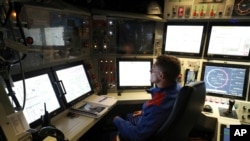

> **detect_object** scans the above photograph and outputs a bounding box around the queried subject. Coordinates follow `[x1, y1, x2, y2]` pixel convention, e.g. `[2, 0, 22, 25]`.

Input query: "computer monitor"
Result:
[201, 62, 249, 100]
[116, 58, 153, 90]
[52, 61, 93, 107]
[220, 124, 230, 141]
[205, 22, 250, 61]
[11, 69, 64, 128]
[117, 20, 155, 55]
[162, 22, 207, 57]
[184, 69, 198, 85]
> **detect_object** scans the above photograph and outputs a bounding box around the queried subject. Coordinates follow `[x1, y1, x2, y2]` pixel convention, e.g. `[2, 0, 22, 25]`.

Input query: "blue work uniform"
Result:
[113, 82, 182, 141]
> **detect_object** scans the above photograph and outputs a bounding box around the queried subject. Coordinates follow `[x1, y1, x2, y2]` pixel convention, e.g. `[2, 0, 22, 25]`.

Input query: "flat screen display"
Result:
[220, 124, 230, 141]
[117, 20, 155, 55]
[205, 22, 250, 60]
[52, 61, 93, 106]
[12, 69, 63, 127]
[163, 22, 206, 57]
[184, 69, 198, 85]
[201, 62, 249, 100]
[117, 58, 153, 90]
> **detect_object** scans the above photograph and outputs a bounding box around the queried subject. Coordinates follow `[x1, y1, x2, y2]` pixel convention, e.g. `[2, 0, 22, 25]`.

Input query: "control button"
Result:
[200, 9, 204, 16]
[247, 115, 250, 119]
[178, 7, 184, 17]
[242, 115, 245, 120]
[210, 9, 214, 17]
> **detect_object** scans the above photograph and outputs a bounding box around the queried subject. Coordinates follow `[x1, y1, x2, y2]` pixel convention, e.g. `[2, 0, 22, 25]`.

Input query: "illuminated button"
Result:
[200, 9, 204, 16]
[210, 9, 215, 17]
[193, 11, 197, 17]
[178, 7, 184, 17]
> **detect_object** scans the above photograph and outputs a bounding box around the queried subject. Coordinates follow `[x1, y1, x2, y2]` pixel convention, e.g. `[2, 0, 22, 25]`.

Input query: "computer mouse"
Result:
[203, 104, 213, 113]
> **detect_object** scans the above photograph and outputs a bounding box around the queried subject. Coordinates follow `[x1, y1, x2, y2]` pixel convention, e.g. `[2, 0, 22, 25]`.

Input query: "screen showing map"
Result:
[201, 62, 249, 100]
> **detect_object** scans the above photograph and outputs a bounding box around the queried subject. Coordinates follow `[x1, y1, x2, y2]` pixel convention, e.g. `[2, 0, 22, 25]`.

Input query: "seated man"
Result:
[113, 55, 182, 141]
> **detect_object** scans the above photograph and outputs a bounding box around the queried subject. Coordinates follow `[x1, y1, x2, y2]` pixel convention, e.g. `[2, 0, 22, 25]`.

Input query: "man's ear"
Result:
[160, 72, 165, 79]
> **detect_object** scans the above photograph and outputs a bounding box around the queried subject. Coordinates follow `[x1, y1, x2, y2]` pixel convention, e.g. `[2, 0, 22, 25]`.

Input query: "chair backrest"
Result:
[149, 81, 206, 141]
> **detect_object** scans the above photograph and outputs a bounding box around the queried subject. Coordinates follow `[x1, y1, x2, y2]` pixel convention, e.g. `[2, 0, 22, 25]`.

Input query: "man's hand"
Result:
[132, 110, 142, 117]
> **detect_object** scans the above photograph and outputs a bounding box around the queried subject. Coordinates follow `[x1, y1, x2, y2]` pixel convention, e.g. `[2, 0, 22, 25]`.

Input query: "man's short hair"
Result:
[155, 55, 181, 82]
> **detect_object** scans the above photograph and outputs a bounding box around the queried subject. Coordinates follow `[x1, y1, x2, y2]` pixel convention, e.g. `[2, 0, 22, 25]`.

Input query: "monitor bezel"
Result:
[200, 62, 249, 100]
[162, 21, 207, 58]
[51, 61, 94, 108]
[204, 21, 250, 61]
[11, 68, 65, 128]
[116, 58, 153, 90]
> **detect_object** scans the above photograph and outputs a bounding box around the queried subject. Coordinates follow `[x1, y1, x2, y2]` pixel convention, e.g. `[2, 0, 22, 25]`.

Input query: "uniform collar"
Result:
[146, 82, 177, 93]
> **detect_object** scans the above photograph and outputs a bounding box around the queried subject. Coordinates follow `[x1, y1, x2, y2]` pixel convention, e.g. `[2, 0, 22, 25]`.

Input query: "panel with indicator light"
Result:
[164, 0, 236, 19]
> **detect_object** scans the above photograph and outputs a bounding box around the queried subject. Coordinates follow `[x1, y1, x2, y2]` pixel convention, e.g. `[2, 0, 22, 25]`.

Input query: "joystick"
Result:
[219, 98, 237, 119]
[227, 98, 235, 113]
[223, 98, 235, 115]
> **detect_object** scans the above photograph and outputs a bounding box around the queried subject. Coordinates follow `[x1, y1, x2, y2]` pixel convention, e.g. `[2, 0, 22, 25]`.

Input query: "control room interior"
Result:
[0, 0, 250, 141]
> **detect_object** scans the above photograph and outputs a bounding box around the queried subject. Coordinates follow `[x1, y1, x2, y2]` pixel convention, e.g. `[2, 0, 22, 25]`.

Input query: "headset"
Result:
[37, 126, 66, 141]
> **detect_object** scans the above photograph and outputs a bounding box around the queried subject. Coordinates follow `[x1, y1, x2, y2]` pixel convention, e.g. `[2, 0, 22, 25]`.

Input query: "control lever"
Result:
[227, 98, 235, 113]
[223, 98, 235, 115]
[219, 98, 238, 119]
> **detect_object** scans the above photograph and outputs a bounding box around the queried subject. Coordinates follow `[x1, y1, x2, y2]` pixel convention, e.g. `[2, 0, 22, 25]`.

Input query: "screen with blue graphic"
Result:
[201, 62, 249, 100]
[220, 124, 230, 141]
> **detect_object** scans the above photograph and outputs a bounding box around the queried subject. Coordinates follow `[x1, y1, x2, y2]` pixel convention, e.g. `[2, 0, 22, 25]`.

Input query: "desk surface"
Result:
[52, 92, 151, 141]
[53, 112, 95, 141]
[108, 91, 151, 103]
[52, 93, 246, 141]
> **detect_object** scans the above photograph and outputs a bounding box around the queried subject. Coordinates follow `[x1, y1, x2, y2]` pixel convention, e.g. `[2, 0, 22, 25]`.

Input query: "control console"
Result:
[236, 101, 250, 124]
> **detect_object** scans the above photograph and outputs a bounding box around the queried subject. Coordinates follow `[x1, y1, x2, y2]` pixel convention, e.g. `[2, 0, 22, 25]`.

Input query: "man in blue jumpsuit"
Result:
[113, 55, 182, 141]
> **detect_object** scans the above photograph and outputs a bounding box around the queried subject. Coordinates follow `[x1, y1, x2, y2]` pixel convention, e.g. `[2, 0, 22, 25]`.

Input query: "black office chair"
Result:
[148, 81, 206, 141]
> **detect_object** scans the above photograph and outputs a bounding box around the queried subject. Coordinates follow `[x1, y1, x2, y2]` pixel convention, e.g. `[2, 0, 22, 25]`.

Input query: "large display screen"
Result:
[52, 61, 93, 106]
[117, 20, 155, 55]
[116, 58, 153, 90]
[163, 22, 207, 57]
[12, 69, 63, 127]
[205, 22, 250, 60]
[201, 62, 249, 100]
